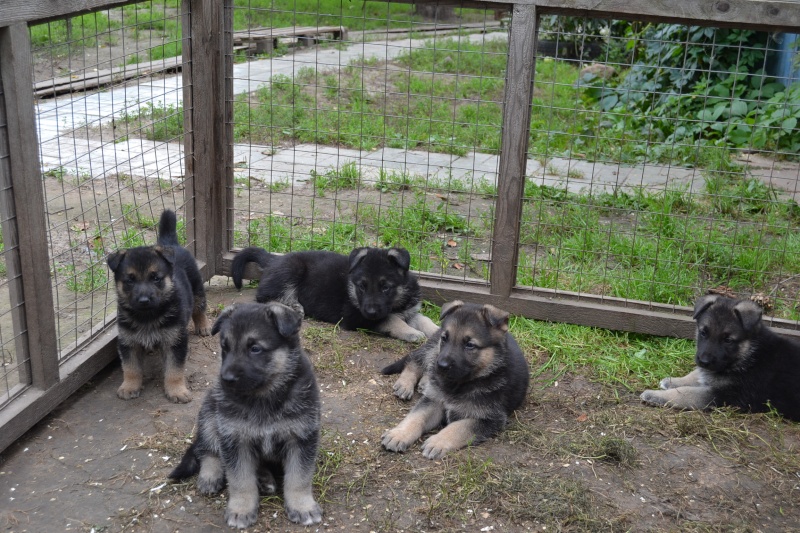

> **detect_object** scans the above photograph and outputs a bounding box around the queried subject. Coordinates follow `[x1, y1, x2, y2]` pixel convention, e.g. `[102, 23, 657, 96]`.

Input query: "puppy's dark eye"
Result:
[150, 273, 162, 283]
[465, 340, 477, 350]
[724, 336, 735, 344]
[221, 341, 229, 352]
[698, 328, 708, 338]
[125, 273, 136, 284]
[441, 331, 449, 343]
[250, 345, 263, 355]
[381, 285, 392, 294]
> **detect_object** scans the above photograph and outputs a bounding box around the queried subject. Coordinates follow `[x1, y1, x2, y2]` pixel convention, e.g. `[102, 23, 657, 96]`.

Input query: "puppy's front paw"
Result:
[392, 378, 415, 401]
[286, 499, 322, 525]
[224, 508, 258, 530]
[659, 377, 676, 390]
[640, 389, 669, 407]
[381, 427, 415, 453]
[165, 384, 192, 404]
[421, 432, 458, 460]
[196, 474, 224, 495]
[117, 381, 142, 400]
[398, 329, 426, 343]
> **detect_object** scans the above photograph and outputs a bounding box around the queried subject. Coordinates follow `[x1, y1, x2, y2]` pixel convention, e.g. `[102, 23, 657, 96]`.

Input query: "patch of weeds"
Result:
[510, 316, 695, 391]
[43, 166, 68, 182]
[310, 161, 362, 196]
[60, 261, 109, 293]
[412, 453, 603, 528]
[121, 228, 147, 248]
[118, 101, 184, 141]
[234, 214, 292, 251]
[315, 429, 346, 502]
[374, 168, 420, 192]
[302, 324, 347, 376]
[122, 204, 159, 229]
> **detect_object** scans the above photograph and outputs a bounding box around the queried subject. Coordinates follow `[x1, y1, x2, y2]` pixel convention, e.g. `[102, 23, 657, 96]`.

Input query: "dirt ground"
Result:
[1, 281, 800, 533]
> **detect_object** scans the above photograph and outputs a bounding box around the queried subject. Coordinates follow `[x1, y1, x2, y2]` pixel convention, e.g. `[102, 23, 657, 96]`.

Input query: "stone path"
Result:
[34, 31, 800, 199]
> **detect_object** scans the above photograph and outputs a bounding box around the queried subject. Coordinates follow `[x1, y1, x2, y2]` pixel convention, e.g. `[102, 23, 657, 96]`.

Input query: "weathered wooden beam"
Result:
[0, 23, 59, 391]
[0, 1, 139, 27]
[182, 0, 232, 278]
[491, 4, 537, 297]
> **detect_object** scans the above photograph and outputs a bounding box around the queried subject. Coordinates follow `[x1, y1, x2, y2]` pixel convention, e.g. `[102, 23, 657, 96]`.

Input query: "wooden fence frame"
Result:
[0, 0, 799, 453]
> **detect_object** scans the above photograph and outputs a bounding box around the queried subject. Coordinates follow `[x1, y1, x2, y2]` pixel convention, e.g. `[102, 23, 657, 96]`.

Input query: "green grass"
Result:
[118, 102, 184, 142]
[309, 161, 362, 196]
[30, 12, 119, 49]
[61, 261, 109, 293]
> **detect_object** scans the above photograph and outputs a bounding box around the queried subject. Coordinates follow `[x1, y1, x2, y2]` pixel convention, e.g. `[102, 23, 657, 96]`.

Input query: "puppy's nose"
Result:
[137, 296, 151, 305]
[437, 357, 450, 370]
[221, 370, 238, 383]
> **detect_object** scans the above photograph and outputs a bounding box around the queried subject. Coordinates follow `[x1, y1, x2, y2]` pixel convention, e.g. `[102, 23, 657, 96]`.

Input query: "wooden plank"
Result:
[0, 69, 30, 388]
[2, 0, 799, 31]
[369, 0, 800, 32]
[182, 0, 230, 277]
[33, 56, 182, 98]
[490, 4, 537, 297]
[0, 323, 117, 454]
[232, 26, 347, 43]
[0, 24, 59, 390]
[0, 1, 139, 27]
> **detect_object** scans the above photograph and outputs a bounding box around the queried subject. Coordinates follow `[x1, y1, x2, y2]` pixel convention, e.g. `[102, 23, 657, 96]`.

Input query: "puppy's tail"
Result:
[381, 354, 409, 375]
[157, 209, 180, 247]
[168, 442, 200, 480]
[231, 246, 273, 289]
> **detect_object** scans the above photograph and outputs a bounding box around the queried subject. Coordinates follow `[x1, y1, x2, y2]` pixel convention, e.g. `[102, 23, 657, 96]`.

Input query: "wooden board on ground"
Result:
[33, 56, 183, 98]
[232, 26, 348, 54]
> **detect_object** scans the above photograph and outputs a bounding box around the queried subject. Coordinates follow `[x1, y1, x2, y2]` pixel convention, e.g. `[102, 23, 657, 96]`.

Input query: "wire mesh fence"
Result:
[229, 2, 509, 285]
[229, 8, 800, 323]
[0, 2, 190, 406]
[522, 17, 800, 322]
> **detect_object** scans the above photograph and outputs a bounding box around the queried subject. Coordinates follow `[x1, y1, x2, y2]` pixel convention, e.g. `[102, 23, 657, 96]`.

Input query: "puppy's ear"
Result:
[266, 303, 302, 338]
[440, 300, 463, 320]
[107, 250, 126, 272]
[348, 247, 369, 271]
[387, 247, 410, 271]
[692, 294, 719, 320]
[154, 245, 176, 266]
[482, 304, 510, 332]
[733, 300, 763, 333]
[211, 305, 236, 336]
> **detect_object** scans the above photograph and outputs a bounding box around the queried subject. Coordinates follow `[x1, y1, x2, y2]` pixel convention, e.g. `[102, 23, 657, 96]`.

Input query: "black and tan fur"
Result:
[230, 246, 438, 342]
[169, 302, 322, 528]
[641, 294, 800, 420]
[381, 301, 530, 459]
[107, 210, 210, 403]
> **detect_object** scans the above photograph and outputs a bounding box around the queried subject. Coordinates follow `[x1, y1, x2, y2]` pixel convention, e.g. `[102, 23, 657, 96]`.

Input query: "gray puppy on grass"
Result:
[169, 302, 322, 528]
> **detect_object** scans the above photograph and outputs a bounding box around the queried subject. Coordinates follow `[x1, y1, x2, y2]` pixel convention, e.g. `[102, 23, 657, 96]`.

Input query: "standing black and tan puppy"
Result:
[381, 301, 530, 459]
[641, 294, 800, 420]
[107, 210, 210, 403]
[169, 302, 322, 528]
[230, 246, 438, 342]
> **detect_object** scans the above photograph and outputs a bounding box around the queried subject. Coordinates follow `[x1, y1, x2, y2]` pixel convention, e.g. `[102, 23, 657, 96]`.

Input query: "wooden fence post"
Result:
[490, 4, 538, 297]
[0, 23, 59, 391]
[182, 0, 233, 277]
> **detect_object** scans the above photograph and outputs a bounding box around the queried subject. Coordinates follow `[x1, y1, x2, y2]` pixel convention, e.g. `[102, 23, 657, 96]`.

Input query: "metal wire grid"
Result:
[229, 2, 505, 282]
[0, 75, 30, 407]
[31, 2, 188, 362]
[523, 16, 800, 321]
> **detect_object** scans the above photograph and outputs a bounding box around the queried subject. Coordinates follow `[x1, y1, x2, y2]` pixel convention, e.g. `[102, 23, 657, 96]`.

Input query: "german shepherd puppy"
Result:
[169, 302, 322, 528]
[381, 301, 530, 459]
[641, 294, 800, 420]
[230, 246, 438, 342]
[107, 210, 210, 403]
